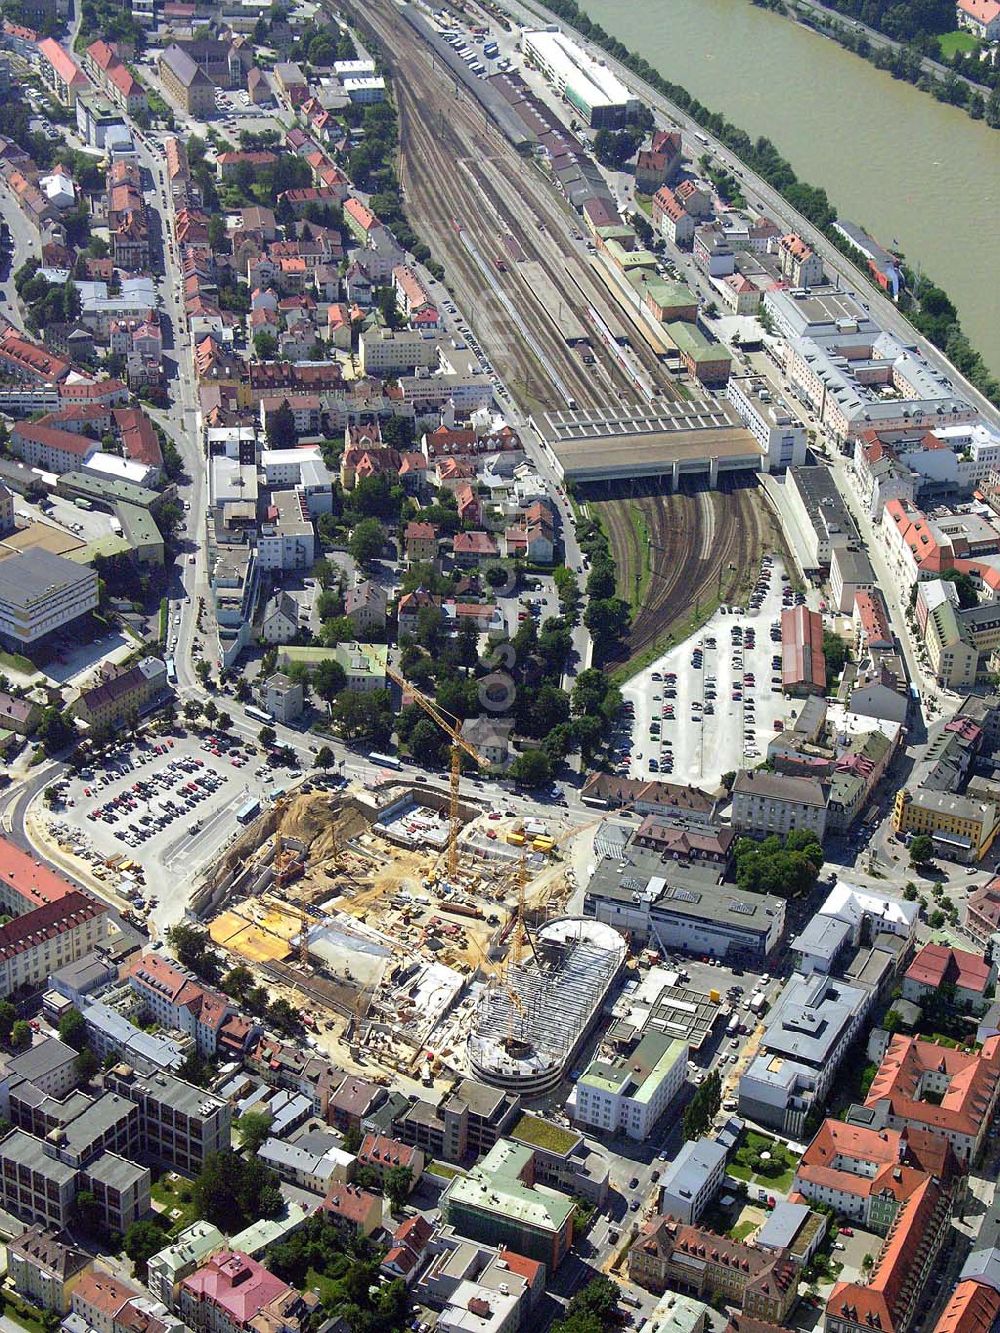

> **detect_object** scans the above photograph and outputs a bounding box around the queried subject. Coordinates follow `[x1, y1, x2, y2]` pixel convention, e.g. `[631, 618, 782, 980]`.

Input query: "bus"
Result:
[245, 705, 273, 725]
[165, 657, 177, 684]
[367, 751, 402, 770]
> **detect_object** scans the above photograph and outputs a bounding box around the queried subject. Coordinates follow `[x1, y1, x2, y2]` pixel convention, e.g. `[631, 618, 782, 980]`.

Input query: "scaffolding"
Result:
[467, 918, 626, 1094]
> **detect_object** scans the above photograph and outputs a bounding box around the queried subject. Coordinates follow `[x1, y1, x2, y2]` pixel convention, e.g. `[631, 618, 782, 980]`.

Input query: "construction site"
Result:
[190, 739, 620, 1096]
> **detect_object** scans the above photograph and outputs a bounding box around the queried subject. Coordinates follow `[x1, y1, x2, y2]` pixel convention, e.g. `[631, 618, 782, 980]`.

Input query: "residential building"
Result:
[10, 420, 97, 473]
[902, 943, 995, 1013]
[824, 1175, 954, 1333]
[459, 717, 513, 770]
[657, 1138, 728, 1225]
[957, 0, 1000, 39]
[180, 1251, 309, 1333]
[37, 38, 89, 107]
[892, 786, 1000, 864]
[73, 658, 167, 731]
[356, 1134, 424, 1189]
[966, 876, 1000, 946]
[404, 520, 438, 563]
[441, 1138, 575, 1272]
[359, 328, 439, 375]
[146, 1222, 225, 1312]
[256, 489, 314, 572]
[793, 1117, 961, 1233]
[394, 1078, 521, 1165]
[628, 1217, 799, 1320]
[345, 581, 388, 636]
[731, 770, 828, 839]
[158, 46, 215, 117]
[260, 592, 300, 646]
[257, 1137, 353, 1195]
[320, 1183, 384, 1236]
[857, 1034, 1000, 1164]
[755, 1203, 827, 1265]
[123, 952, 233, 1058]
[0, 891, 108, 996]
[776, 234, 824, 287]
[573, 1032, 686, 1141]
[933, 1282, 1000, 1333]
[262, 673, 303, 725]
[7, 1225, 92, 1311]
[829, 545, 876, 615]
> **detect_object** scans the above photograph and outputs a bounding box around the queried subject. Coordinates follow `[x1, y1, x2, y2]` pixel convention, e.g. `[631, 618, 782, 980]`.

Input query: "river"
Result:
[580, 0, 1000, 376]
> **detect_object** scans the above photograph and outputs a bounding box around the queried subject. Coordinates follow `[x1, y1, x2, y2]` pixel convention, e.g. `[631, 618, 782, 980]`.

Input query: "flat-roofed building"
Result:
[520, 29, 638, 127]
[574, 1032, 686, 1141]
[104, 1065, 231, 1174]
[442, 1138, 576, 1272]
[0, 548, 99, 648]
[657, 1138, 728, 1224]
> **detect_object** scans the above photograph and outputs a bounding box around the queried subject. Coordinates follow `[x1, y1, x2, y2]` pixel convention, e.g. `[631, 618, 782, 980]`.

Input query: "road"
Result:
[790, 0, 991, 96]
[496, 0, 1000, 433]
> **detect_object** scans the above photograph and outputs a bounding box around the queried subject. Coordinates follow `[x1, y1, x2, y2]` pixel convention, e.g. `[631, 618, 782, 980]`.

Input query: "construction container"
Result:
[506, 831, 526, 846]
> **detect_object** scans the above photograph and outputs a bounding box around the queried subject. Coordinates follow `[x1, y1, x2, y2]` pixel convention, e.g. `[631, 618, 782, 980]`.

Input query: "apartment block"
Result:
[123, 952, 233, 1058]
[731, 770, 828, 839]
[7, 1225, 92, 1312]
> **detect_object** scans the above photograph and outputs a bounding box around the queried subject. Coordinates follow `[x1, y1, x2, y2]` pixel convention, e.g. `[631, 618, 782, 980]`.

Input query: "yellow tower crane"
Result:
[271, 795, 309, 968]
[385, 666, 488, 882]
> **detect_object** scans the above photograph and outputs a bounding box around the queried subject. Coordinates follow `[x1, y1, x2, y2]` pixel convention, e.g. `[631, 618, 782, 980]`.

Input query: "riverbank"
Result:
[520, 0, 997, 399]
[775, 0, 1000, 131]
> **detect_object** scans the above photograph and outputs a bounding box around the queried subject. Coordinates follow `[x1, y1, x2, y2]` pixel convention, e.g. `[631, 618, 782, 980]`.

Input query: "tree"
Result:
[253, 330, 277, 361]
[9, 1020, 30, 1050]
[236, 1109, 274, 1155]
[265, 400, 297, 449]
[74, 1189, 102, 1233]
[315, 745, 335, 769]
[383, 1164, 412, 1213]
[822, 628, 848, 678]
[203, 699, 218, 724]
[268, 998, 299, 1032]
[194, 1152, 283, 1232]
[258, 725, 277, 748]
[733, 832, 824, 899]
[909, 834, 935, 867]
[348, 517, 384, 567]
[74, 1046, 98, 1082]
[217, 711, 232, 731]
[408, 718, 447, 768]
[509, 748, 553, 787]
[0, 1000, 14, 1043]
[58, 1005, 88, 1051]
[166, 923, 220, 980]
[222, 964, 254, 999]
[125, 1219, 169, 1280]
[312, 659, 347, 710]
[38, 706, 74, 755]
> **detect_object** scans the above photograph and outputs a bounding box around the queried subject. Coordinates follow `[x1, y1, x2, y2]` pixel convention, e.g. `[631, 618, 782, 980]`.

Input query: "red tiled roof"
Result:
[865, 1034, 1000, 1139]
[38, 37, 88, 87]
[322, 1184, 380, 1226]
[113, 406, 163, 469]
[12, 420, 96, 456]
[934, 1281, 1000, 1333]
[0, 890, 105, 963]
[0, 838, 77, 910]
[182, 1252, 291, 1325]
[905, 943, 992, 995]
[781, 604, 826, 692]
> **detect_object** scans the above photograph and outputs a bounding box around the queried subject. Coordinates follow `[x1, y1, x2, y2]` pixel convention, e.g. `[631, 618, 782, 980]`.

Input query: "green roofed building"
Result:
[277, 642, 387, 692]
[665, 320, 733, 386]
[441, 1138, 576, 1271]
[629, 272, 699, 324]
[57, 471, 165, 512]
[574, 1030, 687, 1141]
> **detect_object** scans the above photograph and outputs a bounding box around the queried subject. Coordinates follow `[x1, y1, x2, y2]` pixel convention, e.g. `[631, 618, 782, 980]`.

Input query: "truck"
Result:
[484, 40, 499, 56]
[74, 497, 93, 510]
[749, 990, 766, 1015]
[726, 1013, 739, 1037]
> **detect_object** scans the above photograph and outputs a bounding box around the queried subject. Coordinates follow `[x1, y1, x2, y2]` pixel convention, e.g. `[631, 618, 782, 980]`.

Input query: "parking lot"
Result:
[43, 730, 279, 929]
[619, 556, 799, 787]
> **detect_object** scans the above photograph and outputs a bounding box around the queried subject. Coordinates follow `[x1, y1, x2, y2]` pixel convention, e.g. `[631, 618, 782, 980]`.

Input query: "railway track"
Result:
[341, 0, 678, 411]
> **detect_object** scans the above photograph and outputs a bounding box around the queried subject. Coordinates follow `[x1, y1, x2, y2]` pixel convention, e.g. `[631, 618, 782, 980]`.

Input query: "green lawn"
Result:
[634, 192, 654, 217]
[4, 1292, 50, 1333]
[937, 30, 979, 56]
[730, 1219, 759, 1242]
[730, 1130, 799, 1194]
[151, 1173, 198, 1232]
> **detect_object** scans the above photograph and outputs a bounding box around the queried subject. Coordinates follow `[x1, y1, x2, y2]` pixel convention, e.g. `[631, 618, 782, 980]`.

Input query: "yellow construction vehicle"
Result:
[386, 666, 488, 881]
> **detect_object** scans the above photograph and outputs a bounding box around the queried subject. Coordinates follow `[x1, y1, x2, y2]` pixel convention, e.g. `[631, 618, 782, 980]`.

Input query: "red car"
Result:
[840, 1227, 854, 1237]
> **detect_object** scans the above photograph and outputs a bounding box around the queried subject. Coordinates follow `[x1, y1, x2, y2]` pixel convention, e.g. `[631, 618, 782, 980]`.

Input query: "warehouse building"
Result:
[520, 29, 638, 128]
